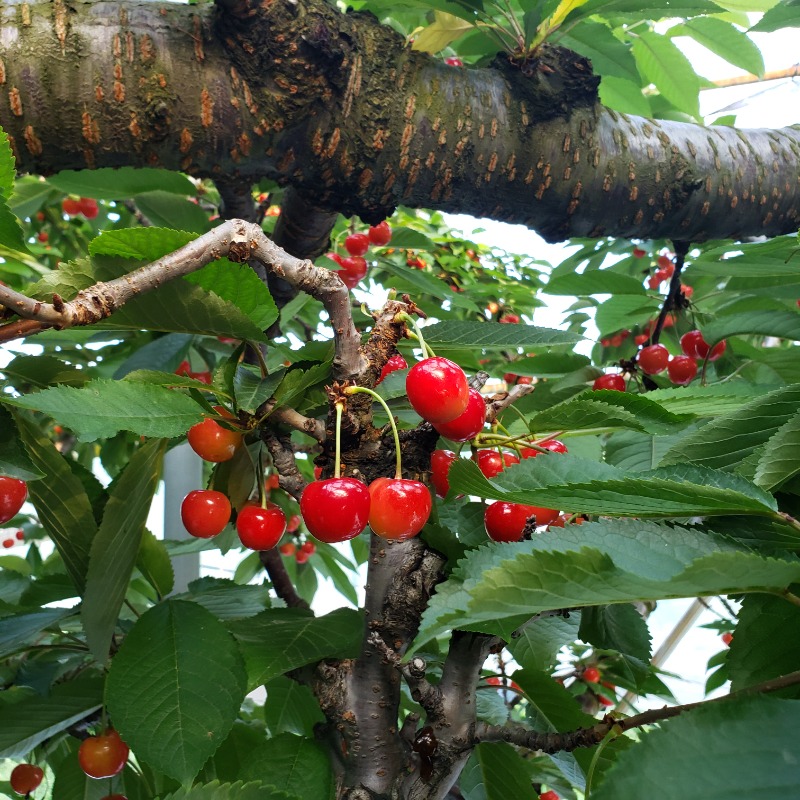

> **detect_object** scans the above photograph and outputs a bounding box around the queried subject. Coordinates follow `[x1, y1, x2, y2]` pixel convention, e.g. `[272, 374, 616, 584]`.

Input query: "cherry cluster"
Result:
[61, 196, 99, 219]
[328, 221, 392, 289]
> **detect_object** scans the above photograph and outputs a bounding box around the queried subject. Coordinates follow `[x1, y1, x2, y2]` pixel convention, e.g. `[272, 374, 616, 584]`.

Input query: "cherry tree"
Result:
[1, 1, 799, 799]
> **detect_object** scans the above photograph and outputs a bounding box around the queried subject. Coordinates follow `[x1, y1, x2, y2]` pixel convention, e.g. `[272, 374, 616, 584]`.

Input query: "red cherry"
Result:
[368, 221, 392, 246]
[300, 478, 370, 543]
[78, 197, 99, 219]
[406, 357, 469, 424]
[539, 440, 568, 455]
[295, 549, 310, 564]
[344, 233, 370, 256]
[2, 539, 13, 548]
[328, 252, 344, 266]
[444, 56, 464, 66]
[667, 355, 698, 385]
[681, 284, 694, 298]
[175, 361, 213, 384]
[78, 728, 129, 779]
[499, 313, 520, 324]
[279, 542, 296, 556]
[300, 540, 316, 554]
[486, 676, 502, 686]
[583, 666, 601, 683]
[0, 477, 27, 524]
[433, 388, 486, 442]
[187, 410, 242, 463]
[593, 374, 625, 392]
[634, 333, 649, 346]
[339, 270, 360, 290]
[286, 514, 301, 533]
[376, 353, 408, 385]
[62, 197, 81, 216]
[340, 256, 368, 281]
[721, 632, 733, 646]
[503, 372, 518, 383]
[431, 449, 457, 498]
[516, 375, 533, 385]
[484, 502, 535, 542]
[368, 477, 431, 540]
[266, 473, 280, 490]
[708, 340, 727, 361]
[473, 450, 518, 478]
[37, 231, 48, 242]
[680, 330, 705, 358]
[637, 344, 669, 375]
[313, 466, 322, 480]
[647, 275, 661, 290]
[598, 695, 615, 707]
[15, 529, 24, 540]
[657, 254, 674, 273]
[10, 764, 44, 796]
[632, 247, 646, 258]
[236, 504, 286, 550]
[540, 791, 560, 800]
[180, 490, 231, 538]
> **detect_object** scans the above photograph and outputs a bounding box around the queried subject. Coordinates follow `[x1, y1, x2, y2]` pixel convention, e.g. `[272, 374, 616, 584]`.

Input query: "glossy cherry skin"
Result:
[62, 197, 81, 216]
[484, 502, 555, 542]
[340, 256, 368, 281]
[78, 197, 100, 219]
[0, 477, 27, 524]
[10, 764, 44, 796]
[78, 729, 129, 779]
[474, 450, 518, 478]
[300, 478, 370, 543]
[344, 233, 370, 256]
[236, 504, 286, 550]
[637, 343, 669, 375]
[680, 330, 706, 358]
[406, 357, 469, 424]
[431, 449, 457, 498]
[369, 477, 432, 540]
[667, 355, 698, 385]
[433, 388, 486, 442]
[593, 373, 625, 392]
[368, 221, 392, 246]
[539, 791, 560, 800]
[376, 353, 408, 385]
[707, 340, 727, 361]
[583, 666, 601, 683]
[181, 490, 231, 538]
[520, 440, 568, 459]
[187, 413, 242, 463]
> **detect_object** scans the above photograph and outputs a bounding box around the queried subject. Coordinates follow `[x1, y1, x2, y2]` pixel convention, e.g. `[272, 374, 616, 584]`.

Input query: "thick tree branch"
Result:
[474, 668, 800, 753]
[2, 1, 799, 242]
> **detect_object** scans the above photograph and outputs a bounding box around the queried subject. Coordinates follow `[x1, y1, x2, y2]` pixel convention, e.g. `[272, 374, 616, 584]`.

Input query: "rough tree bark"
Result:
[0, 0, 798, 242]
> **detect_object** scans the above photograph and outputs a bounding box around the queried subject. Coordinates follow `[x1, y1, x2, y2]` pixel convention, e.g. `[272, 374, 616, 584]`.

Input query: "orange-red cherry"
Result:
[368, 221, 392, 246]
[10, 764, 44, 796]
[187, 410, 242, 462]
[300, 478, 370, 543]
[474, 450, 518, 478]
[236, 504, 286, 550]
[593, 374, 625, 391]
[406, 357, 469, 424]
[78, 729, 129, 779]
[181, 490, 231, 538]
[369, 477, 432, 540]
[667, 355, 697, 385]
[376, 353, 407, 385]
[0, 477, 27, 524]
[433, 388, 486, 442]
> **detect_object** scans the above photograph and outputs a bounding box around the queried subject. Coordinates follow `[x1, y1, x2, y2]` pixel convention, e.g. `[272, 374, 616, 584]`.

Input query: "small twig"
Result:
[259, 548, 310, 610]
[261, 429, 308, 501]
[485, 383, 535, 424]
[269, 405, 326, 442]
[650, 240, 690, 346]
[123, 199, 153, 227]
[474, 668, 800, 753]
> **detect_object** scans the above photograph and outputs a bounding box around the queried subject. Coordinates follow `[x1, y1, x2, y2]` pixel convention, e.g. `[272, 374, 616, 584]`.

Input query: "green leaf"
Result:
[8, 175, 57, 219]
[263, 676, 325, 737]
[179, 577, 271, 620]
[412, 520, 800, 648]
[660, 384, 800, 472]
[130, 191, 212, 233]
[447, 455, 776, 518]
[751, 0, 800, 31]
[233, 366, 285, 414]
[200, 723, 266, 784]
[578, 604, 651, 662]
[702, 310, 800, 344]
[137, 529, 175, 598]
[595, 295, 660, 336]
[106, 600, 248, 784]
[545, 268, 646, 296]
[228, 608, 363, 689]
[507, 614, 581, 673]
[598, 76, 653, 117]
[753, 412, 800, 490]
[14, 413, 97, 593]
[591, 696, 800, 800]
[272, 362, 332, 411]
[670, 17, 764, 76]
[604, 430, 682, 471]
[0, 677, 104, 757]
[240, 734, 333, 800]
[83, 439, 166, 663]
[0, 405, 44, 480]
[632, 31, 700, 119]
[0, 198, 31, 256]
[728, 594, 800, 695]
[159, 781, 296, 800]
[421, 321, 581, 352]
[7, 380, 205, 441]
[0, 607, 73, 658]
[0, 126, 16, 199]
[560, 21, 640, 82]
[377, 260, 480, 312]
[48, 168, 196, 199]
[460, 742, 538, 800]
[412, 10, 474, 53]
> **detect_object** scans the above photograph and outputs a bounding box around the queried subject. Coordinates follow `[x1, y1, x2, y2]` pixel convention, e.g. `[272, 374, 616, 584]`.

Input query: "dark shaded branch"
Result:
[474, 668, 800, 753]
[259, 548, 310, 610]
[650, 240, 690, 346]
[260, 429, 308, 501]
[269, 405, 327, 443]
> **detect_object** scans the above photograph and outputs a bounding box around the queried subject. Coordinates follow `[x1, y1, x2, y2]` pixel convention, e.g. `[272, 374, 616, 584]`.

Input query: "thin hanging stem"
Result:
[397, 312, 434, 358]
[346, 387, 403, 479]
[334, 403, 344, 479]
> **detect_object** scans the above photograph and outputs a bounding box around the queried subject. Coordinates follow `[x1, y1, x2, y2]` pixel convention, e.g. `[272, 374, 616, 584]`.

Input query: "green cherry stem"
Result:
[345, 386, 403, 479]
[396, 312, 434, 359]
[334, 403, 344, 479]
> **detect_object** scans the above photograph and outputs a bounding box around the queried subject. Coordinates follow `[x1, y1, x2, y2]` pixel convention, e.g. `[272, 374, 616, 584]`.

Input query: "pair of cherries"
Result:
[300, 474, 431, 543]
